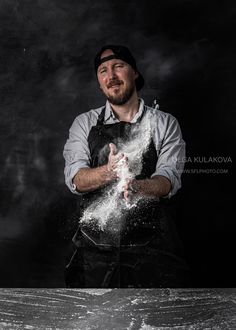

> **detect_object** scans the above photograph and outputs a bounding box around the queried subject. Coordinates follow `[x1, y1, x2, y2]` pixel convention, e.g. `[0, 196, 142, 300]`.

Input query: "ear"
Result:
[134, 71, 139, 79]
[97, 79, 102, 90]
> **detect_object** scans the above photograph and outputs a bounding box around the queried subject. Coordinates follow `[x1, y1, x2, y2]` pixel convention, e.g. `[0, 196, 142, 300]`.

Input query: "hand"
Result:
[123, 178, 140, 202]
[106, 143, 126, 180]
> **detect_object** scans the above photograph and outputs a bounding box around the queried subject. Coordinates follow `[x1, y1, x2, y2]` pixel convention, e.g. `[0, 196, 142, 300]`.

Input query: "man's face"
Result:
[97, 49, 138, 105]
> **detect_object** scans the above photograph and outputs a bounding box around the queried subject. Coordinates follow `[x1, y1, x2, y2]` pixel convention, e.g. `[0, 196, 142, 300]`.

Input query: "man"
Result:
[63, 45, 190, 288]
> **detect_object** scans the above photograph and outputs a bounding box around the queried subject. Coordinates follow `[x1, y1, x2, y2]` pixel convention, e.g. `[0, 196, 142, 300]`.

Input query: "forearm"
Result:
[131, 175, 171, 198]
[72, 165, 116, 192]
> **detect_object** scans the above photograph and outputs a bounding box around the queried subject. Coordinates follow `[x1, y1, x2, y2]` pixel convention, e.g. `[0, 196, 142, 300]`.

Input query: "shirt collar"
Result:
[104, 98, 145, 124]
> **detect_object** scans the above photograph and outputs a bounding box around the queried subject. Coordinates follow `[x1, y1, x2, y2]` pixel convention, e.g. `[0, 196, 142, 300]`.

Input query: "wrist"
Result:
[103, 164, 117, 182]
[130, 179, 141, 194]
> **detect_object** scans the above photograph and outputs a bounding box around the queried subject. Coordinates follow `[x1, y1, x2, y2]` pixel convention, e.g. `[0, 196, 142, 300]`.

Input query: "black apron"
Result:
[65, 107, 190, 288]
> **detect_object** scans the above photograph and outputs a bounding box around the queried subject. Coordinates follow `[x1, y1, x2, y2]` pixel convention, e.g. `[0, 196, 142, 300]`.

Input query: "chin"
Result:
[108, 96, 129, 106]
[104, 84, 135, 106]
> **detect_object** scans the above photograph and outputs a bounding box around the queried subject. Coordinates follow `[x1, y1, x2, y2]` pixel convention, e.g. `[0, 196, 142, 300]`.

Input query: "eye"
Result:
[115, 63, 124, 68]
[99, 68, 107, 74]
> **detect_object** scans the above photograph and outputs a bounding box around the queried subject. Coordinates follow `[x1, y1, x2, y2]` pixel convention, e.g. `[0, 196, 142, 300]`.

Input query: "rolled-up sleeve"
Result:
[63, 114, 91, 194]
[151, 114, 186, 197]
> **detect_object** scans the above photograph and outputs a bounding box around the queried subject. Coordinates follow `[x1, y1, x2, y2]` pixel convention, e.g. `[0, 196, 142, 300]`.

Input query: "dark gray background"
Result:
[0, 0, 235, 287]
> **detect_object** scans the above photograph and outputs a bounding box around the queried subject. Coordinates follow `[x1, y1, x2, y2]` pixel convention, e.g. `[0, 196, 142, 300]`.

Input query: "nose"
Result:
[107, 68, 117, 81]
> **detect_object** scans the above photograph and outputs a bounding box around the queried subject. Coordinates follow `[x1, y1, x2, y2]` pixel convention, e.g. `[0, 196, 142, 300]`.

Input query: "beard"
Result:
[105, 82, 136, 106]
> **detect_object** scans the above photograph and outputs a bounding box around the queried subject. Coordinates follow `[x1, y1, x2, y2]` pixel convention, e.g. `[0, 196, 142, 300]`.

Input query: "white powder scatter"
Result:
[80, 111, 154, 230]
[139, 321, 159, 330]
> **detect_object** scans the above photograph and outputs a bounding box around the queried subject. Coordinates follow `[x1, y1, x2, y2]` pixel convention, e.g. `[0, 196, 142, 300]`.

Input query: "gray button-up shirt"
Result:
[63, 99, 186, 197]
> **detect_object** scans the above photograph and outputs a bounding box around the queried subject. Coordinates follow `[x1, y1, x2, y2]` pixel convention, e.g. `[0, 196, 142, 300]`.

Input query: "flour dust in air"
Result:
[80, 110, 155, 231]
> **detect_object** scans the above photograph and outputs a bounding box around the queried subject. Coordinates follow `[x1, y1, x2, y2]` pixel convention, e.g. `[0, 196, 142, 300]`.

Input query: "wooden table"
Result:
[0, 289, 235, 329]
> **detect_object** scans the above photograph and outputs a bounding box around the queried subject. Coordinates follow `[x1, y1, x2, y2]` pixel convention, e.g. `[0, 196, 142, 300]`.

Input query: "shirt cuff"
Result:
[65, 165, 89, 195]
[151, 168, 180, 198]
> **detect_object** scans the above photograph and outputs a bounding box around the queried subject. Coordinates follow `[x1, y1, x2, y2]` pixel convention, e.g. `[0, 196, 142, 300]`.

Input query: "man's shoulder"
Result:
[144, 105, 176, 123]
[72, 105, 105, 128]
[75, 105, 105, 121]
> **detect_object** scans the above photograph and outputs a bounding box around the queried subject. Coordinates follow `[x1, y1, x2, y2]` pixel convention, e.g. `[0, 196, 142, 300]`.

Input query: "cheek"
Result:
[122, 69, 136, 81]
[98, 77, 106, 90]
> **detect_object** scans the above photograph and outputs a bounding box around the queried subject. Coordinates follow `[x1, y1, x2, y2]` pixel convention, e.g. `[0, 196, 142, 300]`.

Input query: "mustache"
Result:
[107, 80, 123, 88]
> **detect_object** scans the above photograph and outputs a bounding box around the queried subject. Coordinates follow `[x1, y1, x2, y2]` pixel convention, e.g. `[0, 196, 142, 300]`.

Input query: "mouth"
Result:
[107, 81, 123, 89]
